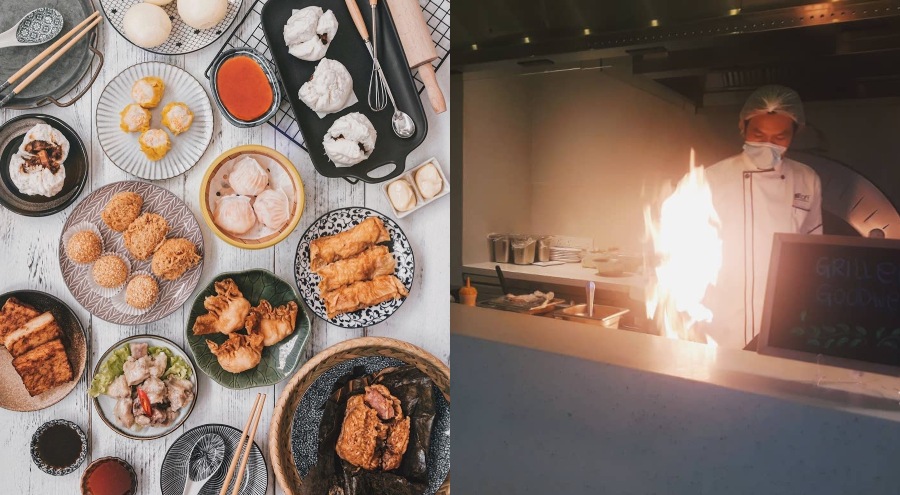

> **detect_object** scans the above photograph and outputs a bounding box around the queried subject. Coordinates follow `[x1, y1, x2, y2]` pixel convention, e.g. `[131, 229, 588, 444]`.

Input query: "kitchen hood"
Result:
[453, 0, 900, 107]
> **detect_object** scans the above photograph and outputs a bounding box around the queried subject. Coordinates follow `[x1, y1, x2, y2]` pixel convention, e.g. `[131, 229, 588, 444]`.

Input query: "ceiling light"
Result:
[471, 44, 478, 51]
[650, 19, 659, 27]
[523, 36, 531, 44]
[583, 28, 591, 35]
[728, 8, 741, 16]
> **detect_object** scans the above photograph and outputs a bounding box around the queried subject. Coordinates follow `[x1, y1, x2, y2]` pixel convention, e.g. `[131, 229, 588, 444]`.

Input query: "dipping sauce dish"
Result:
[208, 48, 282, 128]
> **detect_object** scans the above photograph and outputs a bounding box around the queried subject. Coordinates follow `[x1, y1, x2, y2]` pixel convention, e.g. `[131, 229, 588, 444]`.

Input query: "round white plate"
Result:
[96, 62, 214, 180]
[92, 335, 198, 440]
[99, 0, 242, 55]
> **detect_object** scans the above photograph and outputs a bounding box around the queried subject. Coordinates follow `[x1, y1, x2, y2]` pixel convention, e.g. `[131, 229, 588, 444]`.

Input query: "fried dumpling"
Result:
[206, 333, 264, 373]
[245, 299, 298, 346]
[192, 279, 251, 335]
[214, 195, 257, 235]
[253, 188, 291, 231]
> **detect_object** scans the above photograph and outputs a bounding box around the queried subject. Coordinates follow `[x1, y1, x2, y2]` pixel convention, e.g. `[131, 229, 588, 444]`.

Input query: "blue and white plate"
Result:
[293, 207, 415, 328]
[161, 424, 268, 495]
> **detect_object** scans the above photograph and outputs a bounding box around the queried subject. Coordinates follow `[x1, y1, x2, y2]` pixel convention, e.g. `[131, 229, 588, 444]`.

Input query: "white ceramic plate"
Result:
[96, 62, 213, 180]
[91, 335, 198, 440]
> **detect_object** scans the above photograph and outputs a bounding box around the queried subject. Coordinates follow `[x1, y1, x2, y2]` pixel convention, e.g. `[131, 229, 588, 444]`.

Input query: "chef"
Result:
[702, 85, 823, 349]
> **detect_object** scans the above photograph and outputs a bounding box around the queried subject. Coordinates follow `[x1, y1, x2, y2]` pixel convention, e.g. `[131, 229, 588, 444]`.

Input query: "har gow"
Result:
[214, 195, 257, 235]
[229, 156, 269, 196]
[253, 188, 291, 231]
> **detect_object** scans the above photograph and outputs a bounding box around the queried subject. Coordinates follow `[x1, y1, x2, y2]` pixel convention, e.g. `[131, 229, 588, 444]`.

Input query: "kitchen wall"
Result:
[460, 69, 900, 263]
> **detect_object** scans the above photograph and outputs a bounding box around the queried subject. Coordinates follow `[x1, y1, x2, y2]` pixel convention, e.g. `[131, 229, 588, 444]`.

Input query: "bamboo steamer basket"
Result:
[269, 336, 451, 494]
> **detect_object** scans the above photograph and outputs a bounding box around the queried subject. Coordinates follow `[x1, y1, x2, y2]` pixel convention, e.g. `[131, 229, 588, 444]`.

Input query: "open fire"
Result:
[643, 149, 722, 345]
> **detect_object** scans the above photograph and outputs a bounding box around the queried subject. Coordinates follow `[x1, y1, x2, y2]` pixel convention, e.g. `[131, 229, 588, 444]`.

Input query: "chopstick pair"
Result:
[0, 11, 103, 108]
[219, 393, 266, 495]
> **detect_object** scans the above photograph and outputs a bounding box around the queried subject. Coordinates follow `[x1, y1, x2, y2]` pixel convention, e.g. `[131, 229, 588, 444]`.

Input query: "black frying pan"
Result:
[260, 0, 427, 184]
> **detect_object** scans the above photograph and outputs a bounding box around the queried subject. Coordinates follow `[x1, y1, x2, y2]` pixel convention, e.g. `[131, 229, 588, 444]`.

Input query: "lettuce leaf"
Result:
[88, 344, 131, 398]
[149, 345, 193, 380]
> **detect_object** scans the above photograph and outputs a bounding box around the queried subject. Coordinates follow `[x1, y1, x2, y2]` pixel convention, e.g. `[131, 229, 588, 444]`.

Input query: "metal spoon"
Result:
[182, 433, 226, 495]
[345, 0, 415, 139]
[0, 8, 64, 49]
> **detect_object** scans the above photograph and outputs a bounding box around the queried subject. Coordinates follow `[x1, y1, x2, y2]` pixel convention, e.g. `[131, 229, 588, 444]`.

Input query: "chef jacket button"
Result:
[781, 175, 785, 179]
[744, 172, 750, 179]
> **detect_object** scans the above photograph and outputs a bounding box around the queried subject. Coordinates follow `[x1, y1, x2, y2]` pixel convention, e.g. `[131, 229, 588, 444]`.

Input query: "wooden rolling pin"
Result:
[384, 0, 446, 114]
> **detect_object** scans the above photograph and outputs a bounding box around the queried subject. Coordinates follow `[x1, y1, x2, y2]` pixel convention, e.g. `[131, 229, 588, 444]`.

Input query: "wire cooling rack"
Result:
[205, 0, 450, 151]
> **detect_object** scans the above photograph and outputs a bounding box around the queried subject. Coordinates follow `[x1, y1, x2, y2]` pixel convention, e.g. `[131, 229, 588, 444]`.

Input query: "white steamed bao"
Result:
[299, 58, 354, 115]
[228, 156, 269, 196]
[214, 194, 257, 235]
[323, 112, 377, 167]
[283, 7, 338, 61]
[122, 3, 171, 48]
[178, 0, 228, 30]
[253, 188, 291, 230]
[17, 123, 70, 163]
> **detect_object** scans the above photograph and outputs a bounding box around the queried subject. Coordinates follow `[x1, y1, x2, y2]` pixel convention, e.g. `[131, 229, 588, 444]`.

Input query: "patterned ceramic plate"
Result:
[186, 270, 311, 389]
[161, 424, 268, 495]
[99, 0, 242, 55]
[92, 335, 198, 440]
[0, 290, 87, 412]
[0, 114, 88, 216]
[96, 62, 214, 180]
[58, 181, 205, 325]
[289, 355, 451, 495]
[294, 207, 415, 328]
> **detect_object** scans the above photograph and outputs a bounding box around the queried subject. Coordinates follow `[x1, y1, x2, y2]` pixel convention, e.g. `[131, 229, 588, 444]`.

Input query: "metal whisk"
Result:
[367, 0, 386, 111]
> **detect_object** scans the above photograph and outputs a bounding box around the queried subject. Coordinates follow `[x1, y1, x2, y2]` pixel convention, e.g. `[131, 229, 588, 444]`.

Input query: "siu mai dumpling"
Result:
[253, 188, 291, 230]
[245, 299, 298, 346]
[229, 156, 269, 196]
[192, 279, 251, 335]
[214, 195, 257, 235]
[206, 333, 264, 373]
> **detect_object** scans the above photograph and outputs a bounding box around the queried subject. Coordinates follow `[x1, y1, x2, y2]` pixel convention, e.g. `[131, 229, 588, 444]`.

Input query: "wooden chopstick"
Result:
[0, 13, 103, 107]
[230, 394, 266, 495]
[219, 393, 264, 495]
[3, 11, 100, 88]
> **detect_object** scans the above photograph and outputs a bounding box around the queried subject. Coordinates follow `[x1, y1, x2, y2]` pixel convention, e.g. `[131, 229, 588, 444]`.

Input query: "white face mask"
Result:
[742, 141, 787, 170]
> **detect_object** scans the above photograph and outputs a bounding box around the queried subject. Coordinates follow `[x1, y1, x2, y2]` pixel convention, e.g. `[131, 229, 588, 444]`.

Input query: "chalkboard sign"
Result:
[758, 234, 900, 376]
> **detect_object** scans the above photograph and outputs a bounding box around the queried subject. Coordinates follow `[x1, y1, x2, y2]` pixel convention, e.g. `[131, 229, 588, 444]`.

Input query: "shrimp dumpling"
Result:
[139, 129, 171, 161]
[206, 333, 264, 373]
[253, 188, 291, 230]
[161, 102, 194, 135]
[228, 156, 269, 196]
[132, 76, 165, 108]
[213, 195, 257, 235]
[120, 104, 151, 133]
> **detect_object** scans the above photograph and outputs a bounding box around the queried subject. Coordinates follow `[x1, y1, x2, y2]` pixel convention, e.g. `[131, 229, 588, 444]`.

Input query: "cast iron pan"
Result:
[260, 0, 427, 184]
[0, 114, 88, 216]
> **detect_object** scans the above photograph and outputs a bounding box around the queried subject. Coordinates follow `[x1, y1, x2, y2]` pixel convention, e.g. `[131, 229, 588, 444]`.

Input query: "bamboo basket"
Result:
[269, 336, 451, 494]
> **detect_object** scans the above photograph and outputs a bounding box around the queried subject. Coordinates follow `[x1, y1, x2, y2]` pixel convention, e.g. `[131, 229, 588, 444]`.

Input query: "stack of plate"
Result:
[550, 246, 583, 263]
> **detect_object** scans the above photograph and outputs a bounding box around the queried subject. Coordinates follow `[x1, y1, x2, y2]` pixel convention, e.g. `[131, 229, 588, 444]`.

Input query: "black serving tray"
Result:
[260, 0, 427, 184]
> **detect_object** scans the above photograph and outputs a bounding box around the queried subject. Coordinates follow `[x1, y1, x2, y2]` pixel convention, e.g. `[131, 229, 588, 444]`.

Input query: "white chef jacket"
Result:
[700, 152, 823, 349]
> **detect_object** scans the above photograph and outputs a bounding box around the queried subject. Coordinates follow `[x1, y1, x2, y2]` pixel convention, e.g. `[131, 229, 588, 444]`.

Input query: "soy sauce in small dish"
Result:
[30, 419, 87, 476]
[37, 423, 82, 467]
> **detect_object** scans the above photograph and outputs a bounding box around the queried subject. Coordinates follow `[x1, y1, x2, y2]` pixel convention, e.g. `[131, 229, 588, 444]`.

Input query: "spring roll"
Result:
[310, 217, 391, 271]
[322, 275, 409, 319]
[317, 245, 397, 293]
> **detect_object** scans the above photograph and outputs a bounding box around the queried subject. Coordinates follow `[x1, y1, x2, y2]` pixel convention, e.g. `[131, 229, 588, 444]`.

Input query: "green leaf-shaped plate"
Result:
[186, 269, 311, 389]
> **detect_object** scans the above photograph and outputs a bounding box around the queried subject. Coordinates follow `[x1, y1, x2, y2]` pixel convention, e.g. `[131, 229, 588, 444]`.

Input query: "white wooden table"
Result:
[0, 3, 449, 492]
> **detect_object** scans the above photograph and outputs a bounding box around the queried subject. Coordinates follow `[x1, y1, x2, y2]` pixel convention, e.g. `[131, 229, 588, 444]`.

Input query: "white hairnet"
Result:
[738, 85, 805, 133]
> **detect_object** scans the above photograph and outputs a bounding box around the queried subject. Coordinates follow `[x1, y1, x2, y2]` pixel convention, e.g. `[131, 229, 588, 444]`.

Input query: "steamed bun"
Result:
[299, 58, 354, 115]
[178, 0, 228, 30]
[323, 113, 377, 167]
[123, 3, 171, 49]
[284, 7, 338, 61]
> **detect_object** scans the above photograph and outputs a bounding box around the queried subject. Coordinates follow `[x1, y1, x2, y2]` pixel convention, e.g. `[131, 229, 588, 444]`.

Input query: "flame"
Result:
[644, 149, 722, 345]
